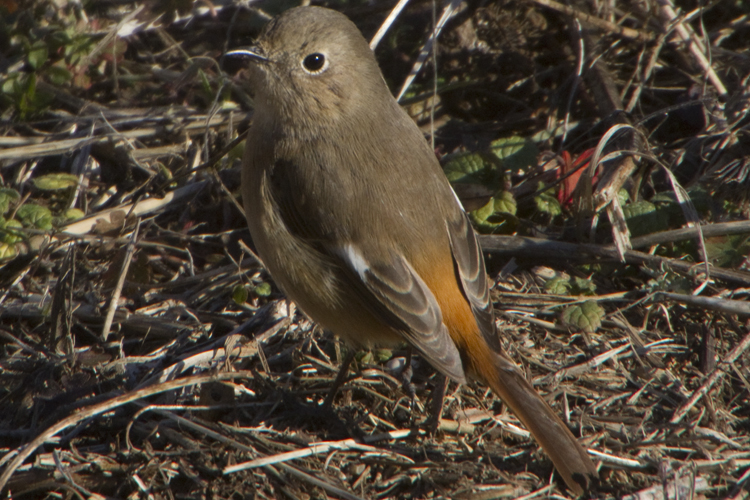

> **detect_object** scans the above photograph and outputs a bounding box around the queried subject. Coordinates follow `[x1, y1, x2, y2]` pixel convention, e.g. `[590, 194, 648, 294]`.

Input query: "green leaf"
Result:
[545, 276, 570, 295]
[2, 73, 30, 98]
[33, 173, 78, 191]
[493, 190, 517, 215]
[1, 76, 16, 95]
[373, 349, 393, 363]
[11, 72, 53, 119]
[443, 152, 494, 185]
[48, 29, 73, 52]
[18, 72, 37, 118]
[63, 208, 85, 221]
[652, 188, 713, 227]
[471, 198, 495, 225]
[16, 204, 52, 230]
[253, 282, 272, 297]
[684, 187, 713, 216]
[705, 234, 750, 268]
[642, 264, 692, 294]
[571, 276, 597, 295]
[232, 285, 249, 305]
[0, 218, 24, 244]
[617, 188, 630, 205]
[489, 136, 538, 173]
[622, 201, 669, 237]
[45, 64, 73, 86]
[0, 188, 20, 215]
[27, 41, 49, 70]
[356, 349, 393, 364]
[469, 191, 518, 233]
[357, 350, 374, 365]
[0, 242, 18, 260]
[561, 300, 605, 333]
[534, 183, 562, 217]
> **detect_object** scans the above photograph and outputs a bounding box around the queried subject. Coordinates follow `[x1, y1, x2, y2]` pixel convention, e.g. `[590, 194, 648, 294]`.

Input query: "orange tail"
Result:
[426, 252, 597, 494]
[473, 347, 597, 495]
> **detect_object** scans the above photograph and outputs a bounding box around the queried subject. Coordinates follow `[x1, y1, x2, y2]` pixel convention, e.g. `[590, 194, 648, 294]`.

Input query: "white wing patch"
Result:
[339, 243, 369, 281]
[334, 241, 467, 383]
[449, 184, 465, 211]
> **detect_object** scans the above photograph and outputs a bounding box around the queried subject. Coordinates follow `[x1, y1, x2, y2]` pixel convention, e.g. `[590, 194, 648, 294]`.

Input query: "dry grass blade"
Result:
[225, 432, 416, 474]
[670, 329, 750, 424]
[395, 0, 463, 102]
[619, 474, 708, 500]
[0, 372, 253, 491]
[529, 0, 654, 42]
[369, 0, 412, 50]
[656, 0, 728, 98]
[101, 218, 140, 340]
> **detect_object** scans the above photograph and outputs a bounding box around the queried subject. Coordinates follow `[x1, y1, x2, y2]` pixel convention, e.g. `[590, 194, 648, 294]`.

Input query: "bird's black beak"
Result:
[225, 46, 269, 63]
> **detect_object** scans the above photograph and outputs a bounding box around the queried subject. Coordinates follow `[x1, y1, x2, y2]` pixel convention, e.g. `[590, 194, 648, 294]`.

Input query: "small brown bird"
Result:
[228, 6, 597, 495]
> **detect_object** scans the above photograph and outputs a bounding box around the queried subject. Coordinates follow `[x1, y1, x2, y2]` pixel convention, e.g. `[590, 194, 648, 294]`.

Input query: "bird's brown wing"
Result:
[446, 212, 500, 351]
[266, 160, 466, 383]
[341, 245, 467, 383]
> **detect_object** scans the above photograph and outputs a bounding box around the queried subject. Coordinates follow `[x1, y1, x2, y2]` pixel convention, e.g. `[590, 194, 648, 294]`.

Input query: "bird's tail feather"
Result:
[478, 351, 597, 495]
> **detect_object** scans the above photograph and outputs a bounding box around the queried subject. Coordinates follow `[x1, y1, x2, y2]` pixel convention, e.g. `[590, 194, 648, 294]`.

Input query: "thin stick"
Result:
[531, 0, 653, 42]
[0, 372, 252, 491]
[396, 0, 462, 102]
[102, 218, 140, 340]
[656, 0, 728, 97]
[370, 0, 411, 50]
[671, 330, 750, 423]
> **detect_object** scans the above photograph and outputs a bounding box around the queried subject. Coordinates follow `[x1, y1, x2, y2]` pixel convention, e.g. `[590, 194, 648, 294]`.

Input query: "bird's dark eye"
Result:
[302, 53, 326, 73]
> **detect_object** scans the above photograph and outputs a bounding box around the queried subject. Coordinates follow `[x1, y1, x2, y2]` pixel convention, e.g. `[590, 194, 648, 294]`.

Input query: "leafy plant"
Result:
[444, 136, 538, 233]
[560, 300, 605, 333]
[545, 276, 570, 295]
[1, 73, 53, 119]
[16, 203, 52, 230]
[0, 218, 23, 260]
[705, 234, 750, 268]
[544, 275, 597, 296]
[534, 181, 562, 218]
[33, 173, 79, 191]
[0, 188, 20, 215]
[622, 200, 670, 237]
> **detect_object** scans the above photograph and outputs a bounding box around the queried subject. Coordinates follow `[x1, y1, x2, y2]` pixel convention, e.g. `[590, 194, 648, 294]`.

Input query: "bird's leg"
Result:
[323, 348, 356, 408]
[396, 348, 448, 432]
[397, 348, 425, 426]
[427, 373, 447, 434]
[399, 348, 416, 399]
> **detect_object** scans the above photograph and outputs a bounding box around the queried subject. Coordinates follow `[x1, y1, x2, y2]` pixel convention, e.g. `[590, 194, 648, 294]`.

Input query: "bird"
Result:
[227, 6, 597, 495]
